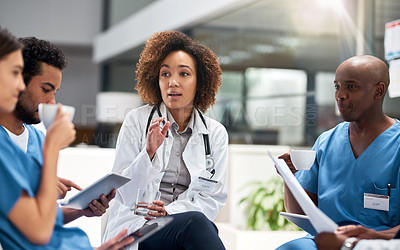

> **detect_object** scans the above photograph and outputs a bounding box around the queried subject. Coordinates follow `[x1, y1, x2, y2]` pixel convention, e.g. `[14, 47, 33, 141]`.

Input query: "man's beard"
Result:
[14, 101, 40, 125]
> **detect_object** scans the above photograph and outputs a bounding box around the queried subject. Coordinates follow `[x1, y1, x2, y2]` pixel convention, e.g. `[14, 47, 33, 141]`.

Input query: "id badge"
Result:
[194, 176, 220, 193]
[364, 193, 389, 211]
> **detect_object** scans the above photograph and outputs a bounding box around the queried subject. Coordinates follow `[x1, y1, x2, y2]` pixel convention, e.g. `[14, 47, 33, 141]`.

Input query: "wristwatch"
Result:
[340, 237, 359, 250]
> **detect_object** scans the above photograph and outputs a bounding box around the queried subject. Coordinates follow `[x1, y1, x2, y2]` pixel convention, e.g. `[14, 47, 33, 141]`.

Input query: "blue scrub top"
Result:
[0, 125, 91, 249]
[297, 121, 400, 231]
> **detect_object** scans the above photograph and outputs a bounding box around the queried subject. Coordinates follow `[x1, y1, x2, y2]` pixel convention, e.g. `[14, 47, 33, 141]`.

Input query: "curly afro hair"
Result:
[18, 37, 68, 85]
[135, 30, 222, 112]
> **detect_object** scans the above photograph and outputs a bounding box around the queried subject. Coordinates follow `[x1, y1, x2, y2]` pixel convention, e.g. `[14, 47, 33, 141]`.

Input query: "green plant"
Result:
[239, 176, 300, 231]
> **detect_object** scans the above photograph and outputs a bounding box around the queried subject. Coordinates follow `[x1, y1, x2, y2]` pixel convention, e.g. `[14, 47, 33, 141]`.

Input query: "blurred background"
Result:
[2, 0, 400, 148]
[2, 0, 400, 248]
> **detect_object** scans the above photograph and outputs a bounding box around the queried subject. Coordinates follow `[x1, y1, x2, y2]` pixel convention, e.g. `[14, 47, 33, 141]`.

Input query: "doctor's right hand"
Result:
[277, 152, 298, 175]
[146, 117, 170, 160]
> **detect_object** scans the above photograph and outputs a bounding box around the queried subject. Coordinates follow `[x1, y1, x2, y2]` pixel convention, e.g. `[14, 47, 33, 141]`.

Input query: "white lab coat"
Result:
[103, 103, 228, 249]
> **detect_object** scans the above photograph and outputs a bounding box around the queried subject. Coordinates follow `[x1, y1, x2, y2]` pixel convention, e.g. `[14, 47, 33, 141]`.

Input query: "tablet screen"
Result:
[58, 173, 130, 210]
[128, 217, 173, 245]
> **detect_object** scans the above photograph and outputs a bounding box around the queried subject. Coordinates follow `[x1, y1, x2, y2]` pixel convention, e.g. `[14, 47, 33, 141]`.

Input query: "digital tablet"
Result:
[279, 212, 317, 236]
[128, 217, 174, 245]
[58, 173, 130, 210]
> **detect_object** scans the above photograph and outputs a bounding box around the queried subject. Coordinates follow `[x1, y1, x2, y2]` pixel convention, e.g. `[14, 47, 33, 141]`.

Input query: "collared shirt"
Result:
[105, 103, 229, 248]
[159, 110, 194, 205]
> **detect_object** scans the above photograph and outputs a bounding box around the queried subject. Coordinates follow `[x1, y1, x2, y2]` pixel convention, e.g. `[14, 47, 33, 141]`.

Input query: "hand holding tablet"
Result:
[58, 173, 130, 210]
[279, 212, 318, 236]
[126, 217, 173, 246]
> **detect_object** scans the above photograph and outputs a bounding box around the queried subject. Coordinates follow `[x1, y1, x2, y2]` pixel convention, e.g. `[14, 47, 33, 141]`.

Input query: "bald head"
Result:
[337, 55, 389, 86]
[334, 55, 390, 122]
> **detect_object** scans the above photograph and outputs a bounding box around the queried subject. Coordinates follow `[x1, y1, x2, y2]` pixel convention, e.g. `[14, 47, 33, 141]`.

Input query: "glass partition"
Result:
[98, 0, 400, 147]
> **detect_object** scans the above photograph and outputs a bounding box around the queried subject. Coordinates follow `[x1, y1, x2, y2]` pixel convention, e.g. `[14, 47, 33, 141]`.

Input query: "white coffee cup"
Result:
[38, 103, 75, 129]
[289, 150, 316, 170]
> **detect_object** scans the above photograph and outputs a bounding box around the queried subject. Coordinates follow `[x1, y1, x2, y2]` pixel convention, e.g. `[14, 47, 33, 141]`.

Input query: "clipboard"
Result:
[58, 173, 130, 210]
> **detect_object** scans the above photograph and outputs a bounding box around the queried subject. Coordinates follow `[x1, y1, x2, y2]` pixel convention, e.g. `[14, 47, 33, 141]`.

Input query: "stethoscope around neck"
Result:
[145, 104, 215, 177]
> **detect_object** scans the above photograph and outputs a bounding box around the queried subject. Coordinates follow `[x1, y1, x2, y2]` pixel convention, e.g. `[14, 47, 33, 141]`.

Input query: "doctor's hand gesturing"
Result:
[146, 117, 170, 160]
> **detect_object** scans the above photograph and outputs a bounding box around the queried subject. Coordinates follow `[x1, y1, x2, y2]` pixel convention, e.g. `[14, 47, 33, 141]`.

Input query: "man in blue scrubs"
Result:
[277, 55, 400, 249]
[0, 28, 133, 249]
[2, 36, 114, 223]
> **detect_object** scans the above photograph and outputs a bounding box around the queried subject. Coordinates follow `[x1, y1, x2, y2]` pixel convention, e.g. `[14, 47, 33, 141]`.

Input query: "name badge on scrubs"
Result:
[364, 193, 389, 211]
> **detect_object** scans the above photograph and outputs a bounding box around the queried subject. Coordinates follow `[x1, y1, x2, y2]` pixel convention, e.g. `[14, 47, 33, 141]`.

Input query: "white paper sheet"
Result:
[388, 59, 400, 98]
[268, 151, 338, 233]
[385, 19, 400, 61]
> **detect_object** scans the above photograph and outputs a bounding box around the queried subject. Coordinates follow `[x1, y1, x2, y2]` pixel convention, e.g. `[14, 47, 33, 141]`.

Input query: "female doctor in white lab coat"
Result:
[103, 31, 228, 250]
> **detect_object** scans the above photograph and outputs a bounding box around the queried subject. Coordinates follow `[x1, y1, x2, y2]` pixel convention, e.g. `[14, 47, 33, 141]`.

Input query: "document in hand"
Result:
[267, 151, 338, 234]
[58, 173, 131, 210]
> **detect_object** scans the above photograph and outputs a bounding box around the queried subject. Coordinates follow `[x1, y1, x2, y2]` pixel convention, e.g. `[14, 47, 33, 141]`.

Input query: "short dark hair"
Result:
[18, 37, 68, 85]
[135, 30, 222, 112]
[0, 27, 22, 60]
